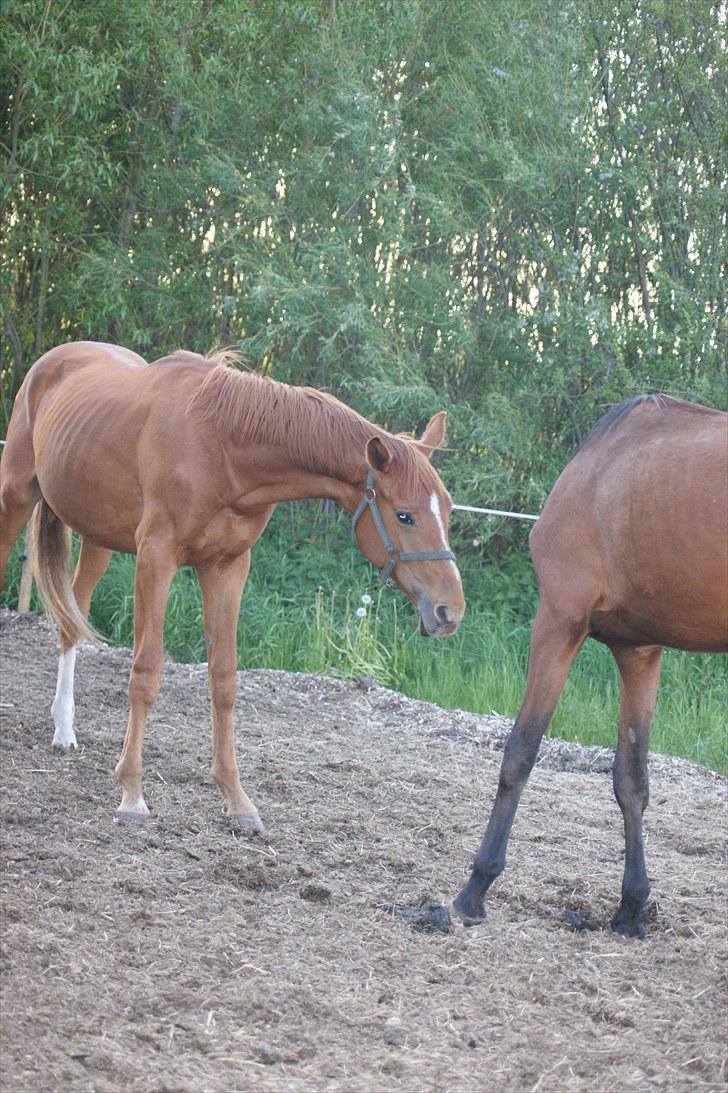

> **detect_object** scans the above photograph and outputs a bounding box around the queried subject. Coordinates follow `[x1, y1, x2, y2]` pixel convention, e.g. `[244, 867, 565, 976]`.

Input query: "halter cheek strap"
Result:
[351, 468, 456, 587]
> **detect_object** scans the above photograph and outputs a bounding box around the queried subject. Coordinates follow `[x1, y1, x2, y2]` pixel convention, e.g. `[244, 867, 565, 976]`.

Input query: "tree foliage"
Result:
[1, 0, 725, 554]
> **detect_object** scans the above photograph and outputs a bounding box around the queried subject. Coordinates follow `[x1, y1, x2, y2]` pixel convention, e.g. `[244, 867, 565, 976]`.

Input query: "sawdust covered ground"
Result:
[1, 609, 726, 1092]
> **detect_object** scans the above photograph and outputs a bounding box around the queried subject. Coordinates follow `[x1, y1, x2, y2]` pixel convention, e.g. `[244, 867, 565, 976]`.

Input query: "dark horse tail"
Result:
[31, 500, 99, 647]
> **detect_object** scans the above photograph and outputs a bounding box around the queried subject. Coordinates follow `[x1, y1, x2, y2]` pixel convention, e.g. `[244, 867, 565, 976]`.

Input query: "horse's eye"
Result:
[397, 511, 414, 526]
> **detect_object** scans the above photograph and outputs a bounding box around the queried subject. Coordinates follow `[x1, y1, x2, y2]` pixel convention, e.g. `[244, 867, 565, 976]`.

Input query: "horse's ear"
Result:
[419, 411, 447, 456]
[366, 435, 393, 473]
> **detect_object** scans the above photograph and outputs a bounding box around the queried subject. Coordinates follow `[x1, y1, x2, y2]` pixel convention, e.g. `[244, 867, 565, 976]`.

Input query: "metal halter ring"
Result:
[351, 468, 456, 587]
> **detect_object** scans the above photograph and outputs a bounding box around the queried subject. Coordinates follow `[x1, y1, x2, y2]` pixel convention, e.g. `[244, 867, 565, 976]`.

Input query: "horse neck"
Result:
[241, 448, 365, 511]
[226, 386, 375, 511]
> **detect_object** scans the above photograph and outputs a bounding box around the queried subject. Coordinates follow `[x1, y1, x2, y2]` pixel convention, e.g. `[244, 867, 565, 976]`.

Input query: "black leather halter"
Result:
[351, 468, 456, 586]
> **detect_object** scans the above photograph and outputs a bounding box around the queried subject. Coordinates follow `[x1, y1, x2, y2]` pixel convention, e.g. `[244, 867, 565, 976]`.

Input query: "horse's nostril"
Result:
[435, 604, 450, 626]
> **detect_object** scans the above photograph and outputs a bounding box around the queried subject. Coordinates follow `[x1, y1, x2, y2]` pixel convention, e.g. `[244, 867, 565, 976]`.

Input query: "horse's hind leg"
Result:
[0, 433, 39, 590]
[0, 496, 37, 589]
[51, 538, 111, 749]
[453, 603, 587, 923]
[608, 643, 662, 938]
[196, 552, 264, 832]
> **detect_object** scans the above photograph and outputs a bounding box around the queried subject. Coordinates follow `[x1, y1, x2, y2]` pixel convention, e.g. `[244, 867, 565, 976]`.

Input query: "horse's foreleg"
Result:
[114, 540, 176, 820]
[609, 643, 662, 938]
[197, 552, 263, 832]
[453, 605, 586, 924]
[51, 538, 111, 749]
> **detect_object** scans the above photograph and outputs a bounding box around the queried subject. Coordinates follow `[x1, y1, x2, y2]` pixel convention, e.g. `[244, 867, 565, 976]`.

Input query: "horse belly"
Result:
[33, 386, 143, 552]
[590, 602, 728, 653]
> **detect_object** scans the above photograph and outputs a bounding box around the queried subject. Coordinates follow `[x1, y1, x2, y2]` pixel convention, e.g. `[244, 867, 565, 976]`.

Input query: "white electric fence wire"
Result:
[452, 503, 539, 523]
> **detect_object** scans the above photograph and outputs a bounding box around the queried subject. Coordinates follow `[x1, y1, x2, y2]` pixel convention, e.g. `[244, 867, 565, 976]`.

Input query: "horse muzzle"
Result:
[418, 601, 462, 638]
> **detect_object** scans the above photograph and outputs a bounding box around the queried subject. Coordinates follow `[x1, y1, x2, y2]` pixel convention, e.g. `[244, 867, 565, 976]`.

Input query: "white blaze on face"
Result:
[51, 645, 78, 749]
[429, 493, 459, 575]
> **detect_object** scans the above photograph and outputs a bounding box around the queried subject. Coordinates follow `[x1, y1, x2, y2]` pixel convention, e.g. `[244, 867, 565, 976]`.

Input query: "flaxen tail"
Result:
[30, 501, 99, 646]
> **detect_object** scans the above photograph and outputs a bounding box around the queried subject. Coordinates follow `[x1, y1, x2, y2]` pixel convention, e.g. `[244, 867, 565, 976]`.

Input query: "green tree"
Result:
[2, 0, 725, 555]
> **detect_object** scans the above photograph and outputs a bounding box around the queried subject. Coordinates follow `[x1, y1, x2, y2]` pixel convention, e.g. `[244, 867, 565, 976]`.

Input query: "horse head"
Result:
[352, 412, 465, 637]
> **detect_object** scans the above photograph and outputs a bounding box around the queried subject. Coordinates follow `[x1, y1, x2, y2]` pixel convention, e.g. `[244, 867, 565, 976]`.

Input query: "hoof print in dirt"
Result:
[299, 882, 332, 904]
[384, 1018, 409, 1048]
[565, 909, 601, 933]
[255, 1041, 282, 1066]
[380, 894, 454, 935]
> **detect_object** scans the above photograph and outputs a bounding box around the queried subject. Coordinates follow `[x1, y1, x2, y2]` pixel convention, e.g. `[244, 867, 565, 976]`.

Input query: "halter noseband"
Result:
[351, 468, 456, 587]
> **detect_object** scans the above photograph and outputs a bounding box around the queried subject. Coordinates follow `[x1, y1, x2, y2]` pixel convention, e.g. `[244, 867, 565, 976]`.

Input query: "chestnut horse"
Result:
[0, 341, 464, 830]
[453, 394, 727, 937]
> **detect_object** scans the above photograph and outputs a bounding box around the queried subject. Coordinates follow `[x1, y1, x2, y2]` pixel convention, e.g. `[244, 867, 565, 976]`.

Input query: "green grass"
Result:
[2, 506, 726, 774]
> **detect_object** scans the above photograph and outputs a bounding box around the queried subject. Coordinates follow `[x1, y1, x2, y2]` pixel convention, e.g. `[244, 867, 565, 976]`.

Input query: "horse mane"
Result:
[204, 347, 242, 370]
[187, 358, 440, 492]
[573, 393, 720, 458]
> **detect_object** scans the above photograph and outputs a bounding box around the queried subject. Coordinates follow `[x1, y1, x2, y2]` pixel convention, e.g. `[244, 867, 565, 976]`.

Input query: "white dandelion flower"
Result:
[361, 594, 373, 605]
[355, 606, 367, 618]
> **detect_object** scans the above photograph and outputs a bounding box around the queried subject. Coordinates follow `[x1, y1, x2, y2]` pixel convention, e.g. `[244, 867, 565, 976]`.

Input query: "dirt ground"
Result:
[1, 609, 726, 1092]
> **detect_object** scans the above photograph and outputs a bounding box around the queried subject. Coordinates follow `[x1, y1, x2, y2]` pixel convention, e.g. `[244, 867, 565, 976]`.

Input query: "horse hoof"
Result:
[451, 893, 487, 927]
[229, 811, 265, 835]
[51, 737, 78, 751]
[611, 919, 646, 939]
[114, 809, 150, 824]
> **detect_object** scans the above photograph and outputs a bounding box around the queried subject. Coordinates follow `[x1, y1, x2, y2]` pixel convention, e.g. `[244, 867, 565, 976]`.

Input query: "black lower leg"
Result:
[611, 744, 651, 937]
[453, 605, 586, 924]
[453, 722, 545, 922]
[609, 645, 660, 938]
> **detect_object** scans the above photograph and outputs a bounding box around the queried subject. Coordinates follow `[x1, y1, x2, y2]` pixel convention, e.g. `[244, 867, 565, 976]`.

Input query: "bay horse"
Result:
[0, 341, 464, 830]
[453, 394, 727, 937]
